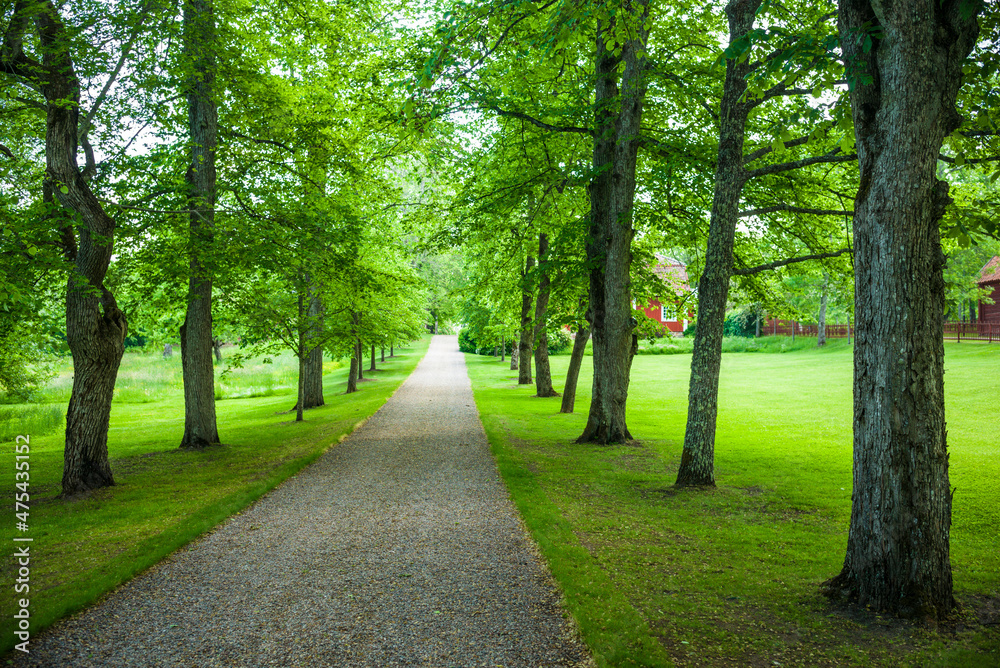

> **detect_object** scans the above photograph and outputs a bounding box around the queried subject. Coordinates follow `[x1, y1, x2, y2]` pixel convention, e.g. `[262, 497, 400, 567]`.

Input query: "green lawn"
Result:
[0, 338, 429, 655]
[467, 338, 1000, 667]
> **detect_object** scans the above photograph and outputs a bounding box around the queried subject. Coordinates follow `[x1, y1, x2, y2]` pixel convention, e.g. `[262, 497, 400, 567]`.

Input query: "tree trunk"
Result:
[576, 0, 650, 444]
[823, 0, 980, 620]
[297, 345, 323, 408]
[295, 293, 305, 422]
[370, 342, 376, 371]
[500, 333, 505, 362]
[347, 353, 359, 394]
[212, 337, 223, 362]
[510, 346, 518, 371]
[63, 314, 123, 495]
[817, 272, 829, 347]
[294, 290, 324, 411]
[3, 2, 127, 494]
[533, 233, 558, 397]
[179, 0, 220, 449]
[676, 0, 758, 484]
[163, 343, 173, 359]
[518, 254, 535, 385]
[390, 342, 394, 357]
[561, 327, 590, 414]
[356, 339, 364, 380]
[381, 346, 385, 362]
[347, 314, 359, 394]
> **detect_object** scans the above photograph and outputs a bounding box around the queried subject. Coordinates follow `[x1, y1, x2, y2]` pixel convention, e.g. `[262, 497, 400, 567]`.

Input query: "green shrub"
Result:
[723, 309, 758, 337]
[461, 326, 569, 356]
[458, 327, 479, 353]
[546, 327, 572, 354]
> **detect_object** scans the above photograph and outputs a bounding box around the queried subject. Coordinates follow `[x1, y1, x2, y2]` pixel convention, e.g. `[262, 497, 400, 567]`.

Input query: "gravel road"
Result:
[15, 335, 589, 668]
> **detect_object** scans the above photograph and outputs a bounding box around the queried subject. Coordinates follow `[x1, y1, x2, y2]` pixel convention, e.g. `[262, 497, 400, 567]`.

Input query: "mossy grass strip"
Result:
[486, 418, 673, 666]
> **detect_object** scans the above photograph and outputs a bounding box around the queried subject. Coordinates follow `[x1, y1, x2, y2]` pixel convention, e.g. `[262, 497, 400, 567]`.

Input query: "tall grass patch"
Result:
[0, 404, 63, 443]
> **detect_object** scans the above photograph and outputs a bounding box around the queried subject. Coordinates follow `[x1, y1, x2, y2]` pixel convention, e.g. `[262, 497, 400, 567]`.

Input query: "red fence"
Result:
[943, 322, 1000, 342]
[761, 320, 999, 343]
[761, 320, 853, 339]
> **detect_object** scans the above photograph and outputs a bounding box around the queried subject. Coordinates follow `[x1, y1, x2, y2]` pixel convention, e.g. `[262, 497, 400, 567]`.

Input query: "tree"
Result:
[532, 232, 558, 397]
[179, 0, 221, 448]
[576, 0, 650, 444]
[517, 252, 536, 384]
[2, 0, 134, 495]
[676, 0, 857, 486]
[823, 0, 983, 619]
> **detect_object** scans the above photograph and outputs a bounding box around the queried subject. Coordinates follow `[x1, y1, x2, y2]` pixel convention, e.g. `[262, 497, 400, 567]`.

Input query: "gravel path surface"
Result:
[16, 335, 589, 668]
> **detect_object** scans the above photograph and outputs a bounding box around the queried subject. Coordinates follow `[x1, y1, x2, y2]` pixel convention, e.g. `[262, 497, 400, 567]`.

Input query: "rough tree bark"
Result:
[211, 337, 223, 362]
[510, 345, 518, 370]
[518, 254, 535, 384]
[2, 0, 127, 494]
[347, 354, 359, 394]
[823, 0, 980, 619]
[533, 233, 558, 397]
[675, 0, 759, 485]
[295, 293, 306, 422]
[179, 0, 220, 449]
[560, 326, 590, 414]
[294, 288, 324, 411]
[346, 314, 359, 394]
[577, 0, 650, 444]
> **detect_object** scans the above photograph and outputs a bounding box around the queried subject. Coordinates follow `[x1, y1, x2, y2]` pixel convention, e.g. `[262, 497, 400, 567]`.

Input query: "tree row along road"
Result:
[16, 335, 587, 668]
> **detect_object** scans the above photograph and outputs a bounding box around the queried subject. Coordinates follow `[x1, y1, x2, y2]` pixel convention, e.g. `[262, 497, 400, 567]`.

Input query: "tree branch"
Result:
[938, 154, 1000, 165]
[739, 204, 853, 218]
[487, 105, 591, 134]
[79, 0, 154, 149]
[743, 133, 812, 164]
[746, 149, 857, 179]
[1, 0, 40, 80]
[224, 128, 296, 152]
[733, 248, 853, 276]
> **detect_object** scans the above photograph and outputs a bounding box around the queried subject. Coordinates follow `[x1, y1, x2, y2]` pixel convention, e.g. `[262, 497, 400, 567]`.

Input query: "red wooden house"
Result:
[979, 256, 1000, 324]
[640, 257, 691, 335]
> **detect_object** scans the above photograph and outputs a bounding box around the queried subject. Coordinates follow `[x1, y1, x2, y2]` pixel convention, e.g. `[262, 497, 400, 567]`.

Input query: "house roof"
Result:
[653, 254, 689, 291]
[979, 256, 1000, 285]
